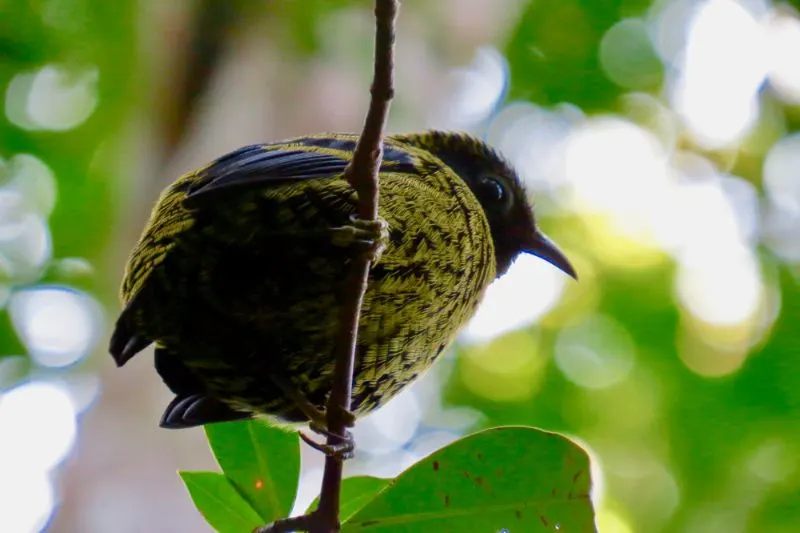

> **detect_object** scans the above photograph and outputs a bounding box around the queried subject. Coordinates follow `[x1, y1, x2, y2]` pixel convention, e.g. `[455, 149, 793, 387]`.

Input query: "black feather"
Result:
[185, 148, 348, 205]
[109, 314, 151, 367]
[155, 347, 203, 395]
[160, 393, 251, 429]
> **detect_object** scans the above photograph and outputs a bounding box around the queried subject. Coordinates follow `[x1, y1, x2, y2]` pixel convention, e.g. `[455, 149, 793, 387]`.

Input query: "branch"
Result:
[255, 1, 397, 532]
[313, 0, 397, 527]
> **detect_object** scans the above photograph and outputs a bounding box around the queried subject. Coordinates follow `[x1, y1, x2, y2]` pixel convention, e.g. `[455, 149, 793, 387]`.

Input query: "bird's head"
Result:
[392, 130, 577, 279]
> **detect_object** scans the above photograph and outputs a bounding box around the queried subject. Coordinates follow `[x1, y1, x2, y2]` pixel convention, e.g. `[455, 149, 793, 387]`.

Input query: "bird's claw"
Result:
[299, 405, 357, 460]
[269, 376, 358, 459]
[331, 215, 389, 262]
[299, 428, 355, 460]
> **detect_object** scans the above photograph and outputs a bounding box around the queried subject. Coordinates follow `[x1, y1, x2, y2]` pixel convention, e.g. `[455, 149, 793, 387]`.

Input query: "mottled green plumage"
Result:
[110, 131, 575, 428]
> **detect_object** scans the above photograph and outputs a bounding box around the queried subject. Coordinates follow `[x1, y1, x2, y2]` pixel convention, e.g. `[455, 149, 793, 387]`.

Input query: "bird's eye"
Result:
[474, 175, 508, 207]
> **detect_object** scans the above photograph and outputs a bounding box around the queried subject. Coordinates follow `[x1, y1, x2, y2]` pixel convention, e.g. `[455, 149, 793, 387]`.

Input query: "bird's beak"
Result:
[522, 231, 578, 280]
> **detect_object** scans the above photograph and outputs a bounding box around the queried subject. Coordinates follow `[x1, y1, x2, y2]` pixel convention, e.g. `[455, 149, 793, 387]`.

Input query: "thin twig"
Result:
[254, 1, 397, 532]
[314, 1, 396, 530]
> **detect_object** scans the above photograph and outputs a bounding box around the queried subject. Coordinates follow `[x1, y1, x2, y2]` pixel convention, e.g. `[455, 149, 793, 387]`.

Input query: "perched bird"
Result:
[110, 131, 576, 437]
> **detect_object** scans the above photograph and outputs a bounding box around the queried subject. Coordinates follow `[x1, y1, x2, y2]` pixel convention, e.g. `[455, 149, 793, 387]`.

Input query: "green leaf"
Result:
[306, 476, 391, 522]
[204, 420, 300, 523]
[343, 426, 596, 532]
[180, 471, 264, 533]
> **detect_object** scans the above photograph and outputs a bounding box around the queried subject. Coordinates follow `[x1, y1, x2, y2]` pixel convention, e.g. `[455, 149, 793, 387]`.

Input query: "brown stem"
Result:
[255, 1, 398, 532]
[314, 1, 397, 530]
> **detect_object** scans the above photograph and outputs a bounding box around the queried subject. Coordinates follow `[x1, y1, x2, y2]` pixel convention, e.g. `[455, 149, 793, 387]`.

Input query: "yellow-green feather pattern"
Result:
[116, 132, 498, 421]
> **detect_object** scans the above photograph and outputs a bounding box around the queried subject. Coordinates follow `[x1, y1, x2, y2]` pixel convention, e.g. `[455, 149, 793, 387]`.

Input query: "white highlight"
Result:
[10, 287, 100, 368]
[765, 11, 800, 104]
[0, 190, 52, 278]
[672, 0, 767, 148]
[351, 388, 421, 456]
[0, 468, 54, 533]
[490, 102, 582, 193]
[463, 254, 567, 343]
[554, 315, 636, 389]
[763, 133, 800, 214]
[0, 381, 78, 533]
[0, 381, 78, 471]
[676, 244, 762, 326]
[26, 65, 99, 131]
[433, 47, 507, 128]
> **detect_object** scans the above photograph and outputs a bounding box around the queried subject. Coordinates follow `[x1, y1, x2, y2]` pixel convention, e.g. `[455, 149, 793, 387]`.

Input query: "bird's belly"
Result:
[189, 290, 458, 416]
[168, 260, 477, 420]
[140, 206, 490, 421]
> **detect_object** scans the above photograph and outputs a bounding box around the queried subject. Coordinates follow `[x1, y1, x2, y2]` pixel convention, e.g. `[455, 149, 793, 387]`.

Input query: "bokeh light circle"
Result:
[554, 314, 636, 390]
[10, 286, 101, 368]
[0, 381, 78, 471]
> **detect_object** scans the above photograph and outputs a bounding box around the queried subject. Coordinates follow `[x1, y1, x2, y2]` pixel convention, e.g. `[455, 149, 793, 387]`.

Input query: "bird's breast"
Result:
[347, 169, 496, 412]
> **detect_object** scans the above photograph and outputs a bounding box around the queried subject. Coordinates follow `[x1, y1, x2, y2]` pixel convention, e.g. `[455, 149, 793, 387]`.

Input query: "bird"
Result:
[109, 130, 576, 444]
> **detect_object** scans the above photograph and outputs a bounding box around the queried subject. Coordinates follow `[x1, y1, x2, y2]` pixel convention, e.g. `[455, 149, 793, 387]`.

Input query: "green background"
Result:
[1, 1, 798, 532]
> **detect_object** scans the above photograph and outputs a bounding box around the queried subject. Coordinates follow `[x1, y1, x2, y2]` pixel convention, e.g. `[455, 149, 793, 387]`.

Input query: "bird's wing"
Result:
[121, 145, 351, 309]
[183, 145, 349, 206]
[112, 144, 354, 367]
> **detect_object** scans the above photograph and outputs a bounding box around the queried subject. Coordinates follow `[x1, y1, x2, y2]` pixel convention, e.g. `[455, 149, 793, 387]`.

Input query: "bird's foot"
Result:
[330, 215, 389, 262]
[299, 427, 355, 461]
[300, 404, 356, 460]
[270, 376, 357, 460]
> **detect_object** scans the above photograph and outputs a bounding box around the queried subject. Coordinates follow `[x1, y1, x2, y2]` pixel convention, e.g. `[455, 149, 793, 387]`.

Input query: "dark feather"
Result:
[160, 393, 251, 429]
[184, 148, 348, 205]
[109, 313, 151, 367]
[155, 347, 203, 395]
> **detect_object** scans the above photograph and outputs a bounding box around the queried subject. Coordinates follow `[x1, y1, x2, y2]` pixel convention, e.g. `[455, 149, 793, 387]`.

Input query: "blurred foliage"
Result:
[445, 1, 800, 532]
[0, 2, 137, 255]
[505, 0, 657, 109]
[1, 0, 800, 532]
[0, 1, 138, 358]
